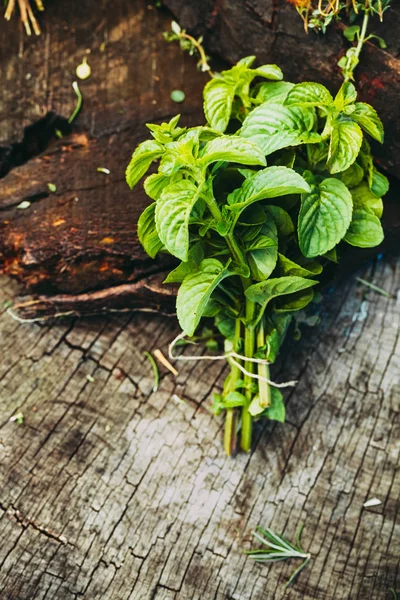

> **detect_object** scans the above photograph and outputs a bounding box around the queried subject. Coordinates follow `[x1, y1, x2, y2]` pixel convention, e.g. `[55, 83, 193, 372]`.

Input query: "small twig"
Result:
[153, 349, 178, 376]
[356, 277, 394, 299]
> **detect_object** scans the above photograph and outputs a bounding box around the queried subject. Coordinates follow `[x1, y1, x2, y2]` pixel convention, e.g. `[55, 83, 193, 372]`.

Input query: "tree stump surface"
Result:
[0, 259, 399, 600]
[0, 2, 399, 599]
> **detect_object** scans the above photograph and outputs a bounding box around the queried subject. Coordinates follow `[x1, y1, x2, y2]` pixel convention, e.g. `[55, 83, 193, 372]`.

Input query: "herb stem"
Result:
[257, 319, 271, 408]
[177, 31, 213, 75]
[224, 318, 242, 456]
[240, 299, 255, 452]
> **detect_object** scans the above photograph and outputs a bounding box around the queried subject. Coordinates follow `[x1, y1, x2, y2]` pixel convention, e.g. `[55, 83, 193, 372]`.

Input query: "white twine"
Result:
[168, 331, 297, 389]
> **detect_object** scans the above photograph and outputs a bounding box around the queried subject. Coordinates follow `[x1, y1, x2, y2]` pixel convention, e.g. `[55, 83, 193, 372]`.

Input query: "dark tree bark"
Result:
[0, 0, 399, 320]
[164, 0, 400, 177]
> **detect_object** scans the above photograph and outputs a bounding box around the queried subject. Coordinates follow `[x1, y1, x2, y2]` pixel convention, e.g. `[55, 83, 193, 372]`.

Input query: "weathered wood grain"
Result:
[0, 254, 399, 599]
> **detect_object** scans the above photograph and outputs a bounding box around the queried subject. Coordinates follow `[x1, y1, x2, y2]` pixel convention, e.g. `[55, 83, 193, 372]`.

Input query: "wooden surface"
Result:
[1, 0, 400, 318]
[0, 259, 399, 599]
[0, 0, 207, 307]
[0, 1, 399, 599]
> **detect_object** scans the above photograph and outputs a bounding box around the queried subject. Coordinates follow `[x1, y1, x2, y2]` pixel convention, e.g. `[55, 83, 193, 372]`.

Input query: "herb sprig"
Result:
[126, 56, 388, 454]
[246, 524, 311, 588]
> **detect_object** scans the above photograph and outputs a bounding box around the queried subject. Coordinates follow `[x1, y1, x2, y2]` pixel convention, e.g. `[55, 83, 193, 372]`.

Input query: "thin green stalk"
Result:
[68, 81, 83, 124]
[257, 319, 271, 408]
[355, 9, 370, 61]
[241, 298, 255, 452]
[224, 318, 242, 456]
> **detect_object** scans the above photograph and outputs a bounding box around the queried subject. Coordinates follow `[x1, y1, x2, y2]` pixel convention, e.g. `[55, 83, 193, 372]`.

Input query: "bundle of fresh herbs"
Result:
[126, 56, 388, 455]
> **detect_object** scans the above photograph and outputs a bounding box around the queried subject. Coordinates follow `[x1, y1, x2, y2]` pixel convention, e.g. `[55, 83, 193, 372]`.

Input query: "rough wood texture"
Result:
[0, 0, 207, 307]
[164, 0, 400, 176]
[0, 254, 399, 599]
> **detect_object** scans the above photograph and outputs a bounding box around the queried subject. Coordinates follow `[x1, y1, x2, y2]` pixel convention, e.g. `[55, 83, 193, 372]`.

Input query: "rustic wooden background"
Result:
[0, 1, 399, 599]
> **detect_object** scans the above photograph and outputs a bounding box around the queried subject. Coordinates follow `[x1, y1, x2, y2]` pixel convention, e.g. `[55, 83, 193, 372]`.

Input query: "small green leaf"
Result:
[144, 172, 172, 200]
[371, 169, 389, 198]
[262, 388, 285, 422]
[264, 205, 295, 237]
[275, 288, 315, 313]
[126, 140, 164, 189]
[284, 82, 333, 108]
[199, 136, 266, 167]
[351, 103, 384, 143]
[298, 178, 353, 258]
[253, 64, 283, 81]
[278, 254, 322, 278]
[327, 120, 363, 174]
[254, 82, 294, 104]
[137, 203, 163, 258]
[155, 180, 200, 261]
[241, 103, 320, 156]
[351, 182, 383, 218]
[343, 25, 360, 41]
[236, 56, 256, 68]
[336, 162, 364, 188]
[228, 166, 310, 219]
[164, 242, 204, 283]
[334, 82, 357, 110]
[203, 78, 235, 132]
[248, 222, 278, 282]
[224, 391, 247, 408]
[47, 182, 57, 192]
[177, 258, 234, 336]
[344, 209, 384, 248]
[246, 276, 317, 313]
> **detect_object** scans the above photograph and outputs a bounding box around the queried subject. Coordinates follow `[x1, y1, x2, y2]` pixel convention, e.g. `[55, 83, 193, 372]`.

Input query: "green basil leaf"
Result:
[199, 136, 266, 167]
[177, 258, 234, 336]
[247, 221, 278, 281]
[335, 162, 364, 188]
[334, 81, 357, 110]
[278, 253, 322, 277]
[298, 178, 353, 257]
[351, 102, 384, 143]
[275, 288, 315, 313]
[126, 140, 164, 189]
[164, 242, 204, 283]
[284, 82, 333, 108]
[358, 140, 374, 187]
[253, 64, 283, 80]
[344, 209, 384, 248]
[137, 203, 163, 258]
[144, 172, 172, 200]
[261, 388, 285, 422]
[246, 276, 318, 312]
[264, 205, 295, 237]
[254, 81, 294, 104]
[327, 120, 363, 174]
[203, 78, 235, 132]
[224, 391, 247, 408]
[236, 56, 256, 68]
[343, 25, 360, 42]
[228, 166, 310, 218]
[371, 169, 389, 198]
[351, 182, 383, 218]
[155, 180, 200, 261]
[215, 313, 236, 340]
[240, 102, 320, 156]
